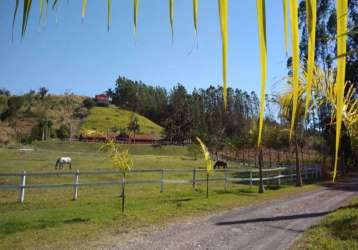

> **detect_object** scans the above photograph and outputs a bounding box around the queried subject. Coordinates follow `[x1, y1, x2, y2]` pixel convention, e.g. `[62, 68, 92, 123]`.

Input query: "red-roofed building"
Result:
[95, 94, 110, 106]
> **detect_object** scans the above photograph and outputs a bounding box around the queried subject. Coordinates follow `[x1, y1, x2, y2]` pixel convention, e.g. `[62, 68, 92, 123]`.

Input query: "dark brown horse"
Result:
[214, 160, 227, 169]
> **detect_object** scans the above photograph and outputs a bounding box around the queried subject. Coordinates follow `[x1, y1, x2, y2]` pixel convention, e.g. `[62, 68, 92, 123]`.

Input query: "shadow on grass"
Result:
[0, 217, 90, 236]
[214, 188, 257, 197]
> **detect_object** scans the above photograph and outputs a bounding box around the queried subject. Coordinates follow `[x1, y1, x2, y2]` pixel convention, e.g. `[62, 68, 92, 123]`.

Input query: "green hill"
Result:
[80, 106, 164, 139]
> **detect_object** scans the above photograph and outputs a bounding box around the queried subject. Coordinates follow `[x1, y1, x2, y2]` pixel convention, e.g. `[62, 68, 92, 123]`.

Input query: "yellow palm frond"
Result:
[333, 0, 348, 182]
[303, 0, 317, 120]
[193, 0, 198, 34]
[256, 0, 267, 147]
[108, 0, 111, 31]
[288, 0, 300, 141]
[169, 0, 174, 42]
[218, 0, 228, 110]
[81, 0, 87, 19]
[196, 137, 213, 173]
[134, 0, 138, 32]
[282, 0, 288, 54]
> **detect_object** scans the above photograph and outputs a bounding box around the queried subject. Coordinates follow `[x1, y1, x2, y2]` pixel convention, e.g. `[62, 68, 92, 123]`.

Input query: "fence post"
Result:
[73, 169, 79, 200]
[291, 168, 295, 183]
[304, 167, 308, 180]
[278, 169, 281, 186]
[19, 170, 26, 203]
[160, 169, 164, 193]
[192, 168, 196, 190]
[249, 170, 253, 186]
[224, 168, 227, 192]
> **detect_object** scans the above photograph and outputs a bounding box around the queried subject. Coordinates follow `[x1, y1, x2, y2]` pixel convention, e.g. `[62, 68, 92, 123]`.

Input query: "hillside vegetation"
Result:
[0, 89, 164, 143]
[80, 106, 163, 138]
[0, 90, 85, 144]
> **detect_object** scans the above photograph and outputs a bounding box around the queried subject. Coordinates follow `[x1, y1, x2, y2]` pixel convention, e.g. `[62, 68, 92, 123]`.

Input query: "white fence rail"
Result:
[0, 166, 322, 203]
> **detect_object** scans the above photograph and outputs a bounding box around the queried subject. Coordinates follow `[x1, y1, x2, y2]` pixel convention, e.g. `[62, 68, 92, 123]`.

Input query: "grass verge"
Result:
[292, 196, 358, 250]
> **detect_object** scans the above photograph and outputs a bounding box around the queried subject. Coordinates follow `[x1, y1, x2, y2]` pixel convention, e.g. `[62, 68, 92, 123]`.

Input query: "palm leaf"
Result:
[256, 0, 267, 147]
[12, 0, 20, 41]
[108, 0, 111, 31]
[193, 0, 198, 34]
[39, 0, 44, 22]
[333, 0, 348, 182]
[282, 0, 288, 54]
[134, 0, 138, 32]
[288, 0, 299, 141]
[196, 137, 213, 173]
[21, 0, 33, 38]
[52, 0, 59, 9]
[303, 0, 317, 120]
[218, 0, 228, 110]
[82, 0, 87, 18]
[46, 0, 49, 19]
[169, 0, 174, 42]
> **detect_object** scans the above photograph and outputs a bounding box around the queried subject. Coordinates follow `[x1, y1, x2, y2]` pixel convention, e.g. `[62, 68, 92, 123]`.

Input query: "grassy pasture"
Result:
[79, 106, 164, 138]
[0, 140, 320, 249]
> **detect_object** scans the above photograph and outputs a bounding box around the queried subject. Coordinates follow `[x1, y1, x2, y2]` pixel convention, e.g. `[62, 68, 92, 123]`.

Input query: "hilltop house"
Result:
[95, 94, 110, 106]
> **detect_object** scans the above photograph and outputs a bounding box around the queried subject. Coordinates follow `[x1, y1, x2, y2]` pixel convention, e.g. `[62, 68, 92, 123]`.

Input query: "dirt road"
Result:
[96, 179, 357, 250]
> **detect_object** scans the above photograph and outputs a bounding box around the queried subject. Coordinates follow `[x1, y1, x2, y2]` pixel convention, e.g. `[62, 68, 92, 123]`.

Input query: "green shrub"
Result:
[56, 124, 70, 140]
[82, 97, 96, 109]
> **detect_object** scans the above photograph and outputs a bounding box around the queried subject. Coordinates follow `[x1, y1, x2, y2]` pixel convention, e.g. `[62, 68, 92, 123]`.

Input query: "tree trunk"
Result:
[295, 133, 303, 187]
[258, 148, 265, 193]
[269, 148, 272, 168]
[277, 150, 280, 164]
[206, 172, 209, 198]
[121, 172, 126, 212]
[242, 149, 245, 164]
[300, 146, 304, 166]
[340, 150, 345, 176]
[287, 150, 291, 165]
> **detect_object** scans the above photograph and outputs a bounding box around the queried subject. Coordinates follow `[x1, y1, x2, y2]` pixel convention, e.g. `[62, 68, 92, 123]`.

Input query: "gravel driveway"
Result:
[95, 178, 358, 250]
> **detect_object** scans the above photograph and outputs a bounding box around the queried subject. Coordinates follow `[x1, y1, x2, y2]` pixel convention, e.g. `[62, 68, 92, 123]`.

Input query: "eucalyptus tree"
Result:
[127, 115, 140, 144]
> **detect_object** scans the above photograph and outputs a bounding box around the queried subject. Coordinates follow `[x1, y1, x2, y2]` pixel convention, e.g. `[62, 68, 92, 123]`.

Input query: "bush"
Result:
[30, 124, 42, 140]
[187, 144, 201, 160]
[0, 95, 9, 118]
[73, 107, 88, 119]
[56, 124, 70, 140]
[19, 134, 33, 144]
[83, 98, 96, 109]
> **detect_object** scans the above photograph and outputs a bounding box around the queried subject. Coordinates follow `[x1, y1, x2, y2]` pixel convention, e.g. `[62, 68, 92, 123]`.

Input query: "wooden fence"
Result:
[0, 165, 322, 203]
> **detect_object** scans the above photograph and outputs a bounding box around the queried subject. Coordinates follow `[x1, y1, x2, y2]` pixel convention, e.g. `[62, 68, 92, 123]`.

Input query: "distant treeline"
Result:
[107, 76, 281, 149]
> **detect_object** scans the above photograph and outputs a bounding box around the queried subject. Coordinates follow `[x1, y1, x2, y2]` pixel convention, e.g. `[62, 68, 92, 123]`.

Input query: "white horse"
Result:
[55, 157, 72, 170]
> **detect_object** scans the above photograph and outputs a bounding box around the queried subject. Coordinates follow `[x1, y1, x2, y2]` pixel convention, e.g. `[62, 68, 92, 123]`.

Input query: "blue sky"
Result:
[0, 0, 289, 96]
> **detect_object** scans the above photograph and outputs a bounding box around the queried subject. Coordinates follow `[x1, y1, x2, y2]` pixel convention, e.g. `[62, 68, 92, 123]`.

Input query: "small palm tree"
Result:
[100, 140, 133, 212]
[276, 74, 307, 187]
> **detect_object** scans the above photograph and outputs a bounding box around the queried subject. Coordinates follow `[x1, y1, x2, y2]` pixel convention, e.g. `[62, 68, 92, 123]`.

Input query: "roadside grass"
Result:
[0, 141, 321, 249]
[293, 196, 358, 250]
[79, 106, 164, 138]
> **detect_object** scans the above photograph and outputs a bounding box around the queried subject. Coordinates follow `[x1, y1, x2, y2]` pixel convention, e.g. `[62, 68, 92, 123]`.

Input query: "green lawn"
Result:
[293, 196, 358, 250]
[0, 140, 320, 249]
[79, 106, 164, 138]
